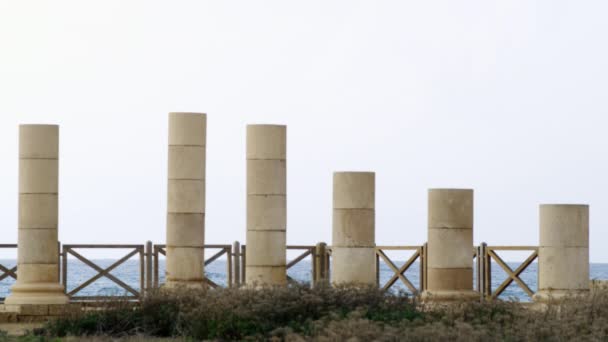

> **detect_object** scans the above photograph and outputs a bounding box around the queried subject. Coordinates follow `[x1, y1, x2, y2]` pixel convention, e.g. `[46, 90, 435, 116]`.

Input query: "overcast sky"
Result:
[1, 1, 607, 261]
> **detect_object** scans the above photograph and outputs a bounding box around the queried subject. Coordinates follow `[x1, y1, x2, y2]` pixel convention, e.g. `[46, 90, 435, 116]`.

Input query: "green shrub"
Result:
[42, 283, 419, 340]
[40, 287, 608, 341]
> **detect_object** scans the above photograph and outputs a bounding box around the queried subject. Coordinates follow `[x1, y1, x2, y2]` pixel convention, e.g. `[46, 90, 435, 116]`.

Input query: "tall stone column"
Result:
[331, 172, 376, 285]
[421, 189, 478, 301]
[165, 113, 207, 287]
[534, 204, 589, 302]
[5, 125, 68, 305]
[246, 125, 286, 286]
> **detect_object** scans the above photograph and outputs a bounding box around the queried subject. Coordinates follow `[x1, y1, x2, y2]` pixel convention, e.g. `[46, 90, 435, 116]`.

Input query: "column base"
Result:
[4, 283, 69, 305]
[164, 279, 207, 289]
[245, 266, 286, 286]
[533, 289, 590, 302]
[420, 290, 480, 302]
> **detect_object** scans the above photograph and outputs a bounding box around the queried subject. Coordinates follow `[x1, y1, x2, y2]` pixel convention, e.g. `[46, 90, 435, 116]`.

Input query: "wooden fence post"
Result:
[233, 241, 240, 287]
[314, 242, 328, 286]
[145, 241, 153, 292]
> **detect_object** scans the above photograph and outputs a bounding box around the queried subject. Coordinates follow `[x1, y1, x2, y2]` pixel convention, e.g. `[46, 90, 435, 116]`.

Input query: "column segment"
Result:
[246, 125, 287, 285]
[331, 172, 376, 284]
[6, 124, 68, 305]
[165, 113, 207, 287]
[534, 204, 589, 301]
[421, 189, 478, 301]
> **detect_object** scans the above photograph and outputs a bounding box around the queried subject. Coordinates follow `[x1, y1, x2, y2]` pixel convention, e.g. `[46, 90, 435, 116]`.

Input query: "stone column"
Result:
[331, 172, 376, 284]
[421, 189, 478, 301]
[246, 125, 286, 286]
[5, 125, 69, 305]
[534, 204, 589, 302]
[165, 113, 207, 287]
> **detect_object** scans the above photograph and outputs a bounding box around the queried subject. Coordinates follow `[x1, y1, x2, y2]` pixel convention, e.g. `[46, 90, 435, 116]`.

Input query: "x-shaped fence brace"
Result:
[376, 247, 422, 294]
[0, 244, 17, 284]
[62, 245, 144, 300]
[0, 264, 16, 282]
[286, 246, 315, 284]
[153, 245, 231, 288]
[485, 247, 538, 299]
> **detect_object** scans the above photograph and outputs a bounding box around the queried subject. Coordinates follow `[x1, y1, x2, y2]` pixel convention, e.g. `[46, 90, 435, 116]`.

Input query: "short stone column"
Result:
[165, 113, 207, 287]
[421, 189, 478, 301]
[5, 125, 69, 305]
[246, 124, 287, 286]
[534, 204, 589, 302]
[331, 172, 376, 284]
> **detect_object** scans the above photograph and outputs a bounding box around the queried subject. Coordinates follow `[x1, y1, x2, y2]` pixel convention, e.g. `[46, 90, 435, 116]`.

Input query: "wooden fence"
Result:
[0, 241, 540, 302]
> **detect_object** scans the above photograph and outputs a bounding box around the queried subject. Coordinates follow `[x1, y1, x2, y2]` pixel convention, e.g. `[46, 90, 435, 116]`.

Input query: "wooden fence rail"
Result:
[480, 244, 538, 300]
[61, 244, 145, 301]
[0, 244, 17, 302]
[375, 246, 424, 294]
[0, 241, 541, 302]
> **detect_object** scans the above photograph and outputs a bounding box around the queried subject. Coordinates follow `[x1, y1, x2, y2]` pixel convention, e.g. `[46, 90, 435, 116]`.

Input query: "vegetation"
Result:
[24, 285, 608, 341]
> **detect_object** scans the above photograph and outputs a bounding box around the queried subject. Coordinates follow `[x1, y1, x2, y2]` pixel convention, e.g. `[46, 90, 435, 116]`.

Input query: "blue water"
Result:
[1, 259, 607, 302]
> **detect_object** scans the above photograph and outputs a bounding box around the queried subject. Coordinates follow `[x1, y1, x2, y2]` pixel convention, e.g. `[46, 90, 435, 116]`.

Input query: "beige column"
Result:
[331, 172, 376, 285]
[421, 189, 478, 301]
[246, 125, 286, 286]
[534, 204, 589, 302]
[5, 125, 68, 305]
[165, 113, 207, 287]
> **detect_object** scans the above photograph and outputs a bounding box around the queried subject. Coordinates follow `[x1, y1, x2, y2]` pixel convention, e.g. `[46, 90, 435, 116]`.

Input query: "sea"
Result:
[1, 259, 607, 302]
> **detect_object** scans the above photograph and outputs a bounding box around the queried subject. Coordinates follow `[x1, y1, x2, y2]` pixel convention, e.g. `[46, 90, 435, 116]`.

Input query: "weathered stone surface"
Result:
[422, 189, 477, 301]
[167, 180, 206, 213]
[540, 204, 589, 247]
[168, 113, 207, 146]
[426, 268, 473, 291]
[246, 125, 286, 160]
[246, 231, 286, 266]
[168, 146, 206, 180]
[166, 213, 205, 247]
[333, 172, 375, 209]
[331, 247, 376, 285]
[538, 246, 589, 290]
[535, 204, 590, 303]
[428, 189, 473, 229]
[332, 172, 376, 285]
[166, 113, 207, 288]
[246, 160, 286, 195]
[247, 195, 286, 231]
[14, 264, 58, 283]
[6, 124, 68, 305]
[19, 159, 58, 194]
[165, 247, 204, 282]
[4, 283, 68, 305]
[17, 229, 58, 264]
[18, 194, 58, 229]
[427, 228, 473, 269]
[245, 265, 287, 286]
[246, 125, 287, 286]
[19, 125, 58, 159]
[332, 209, 375, 247]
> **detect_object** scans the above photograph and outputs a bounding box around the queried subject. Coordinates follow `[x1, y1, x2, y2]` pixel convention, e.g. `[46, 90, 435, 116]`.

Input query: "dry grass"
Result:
[28, 285, 608, 341]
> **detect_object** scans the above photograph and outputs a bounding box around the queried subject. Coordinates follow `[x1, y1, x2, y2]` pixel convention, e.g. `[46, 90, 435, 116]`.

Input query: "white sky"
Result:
[1, 1, 607, 261]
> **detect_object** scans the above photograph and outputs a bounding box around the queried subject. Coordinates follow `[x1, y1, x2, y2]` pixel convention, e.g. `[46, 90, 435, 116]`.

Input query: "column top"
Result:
[169, 112, 207, 117]
[540, 204, 589, 208]
[428, 188, 473, 229]
[333, 172, 375, 209]
[428, 188, 474, 192]
[168, 113, 207, 146]
[247, 124, 286, 160]
[334, 171, 375, 176]
[19, 124, 59, 159]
